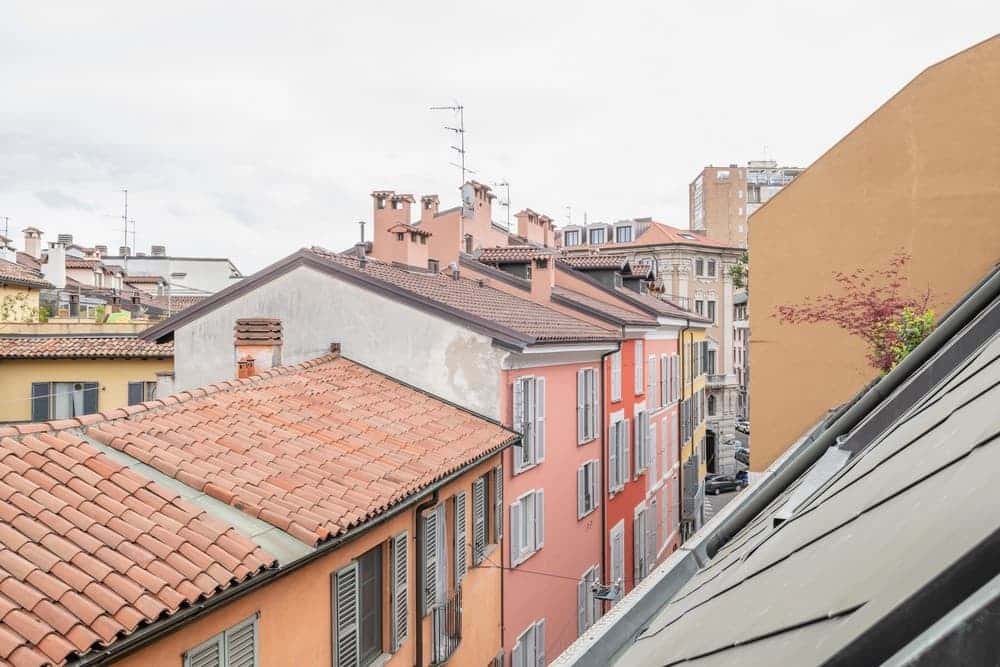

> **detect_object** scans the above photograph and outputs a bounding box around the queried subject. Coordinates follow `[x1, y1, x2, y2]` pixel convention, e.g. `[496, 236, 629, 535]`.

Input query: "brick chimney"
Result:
[529, 253, 556, 302]
[420, 195, 440, 225]
[233, 318, 283, 378]
[23, 227, 43, 259]
[516, 209, 552, 247]
[370, 190, 415, 262]
[387, 224, 432, 269]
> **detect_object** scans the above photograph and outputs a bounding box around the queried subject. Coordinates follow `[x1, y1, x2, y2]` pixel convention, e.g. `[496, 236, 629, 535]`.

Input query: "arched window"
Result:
[707, 394, 717, 416]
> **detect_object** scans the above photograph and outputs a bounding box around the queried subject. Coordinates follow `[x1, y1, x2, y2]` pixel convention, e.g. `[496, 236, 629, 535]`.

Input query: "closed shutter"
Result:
[472, 478, 486, 564]
[391, 532, 408, 650]
[611, 352, 621, 401]
[512, 639, 524, 667]
[646, 507, 657, 576]
[588, 370, 599, 438]
[422, 510, 438, 612]
[127, 381, 144, 406]
[454, 492, 467, 583]
[513, 379, 525, 473]
[534, 491, 544, 549]
[634, 341, 643, 392]
[649, 422, 657, 481]
[224, 615, 257, 667]
[633, 417, 641, 477]
[334, 562, 360, 667]
[591, 461, 599, 509]
[510, 501, 522, 565]
[31, 383, 50, 422]
[576, 371, 586, 444]
[577, 578, 586, 635]
[534, 377, 545, 461]
[434, 504, 446, 603]
[647, 355, 655, 401]
[83, 382, 98, 415]
[634, 513, 642, 584]
[535, 620, 546, 666]
[494, 466, 503, 540]
[184, 634, 223, 667]
[622, 419, 631, 484]
[608, 423, 618, 492]
[577, 466, 586, 518]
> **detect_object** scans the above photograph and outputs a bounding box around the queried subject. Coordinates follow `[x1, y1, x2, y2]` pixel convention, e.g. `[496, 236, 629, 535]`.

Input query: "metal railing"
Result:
[432, 587, 462, 664]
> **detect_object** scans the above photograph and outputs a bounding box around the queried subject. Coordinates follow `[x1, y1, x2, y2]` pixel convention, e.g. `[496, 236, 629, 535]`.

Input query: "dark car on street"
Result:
[706, 474, 747, 495]
[734, 446, 750, 466]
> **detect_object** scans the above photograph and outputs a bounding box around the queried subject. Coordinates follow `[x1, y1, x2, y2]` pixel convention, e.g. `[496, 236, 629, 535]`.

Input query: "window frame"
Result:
[183, 613, 259, 667]
[577, 459, 600, 519]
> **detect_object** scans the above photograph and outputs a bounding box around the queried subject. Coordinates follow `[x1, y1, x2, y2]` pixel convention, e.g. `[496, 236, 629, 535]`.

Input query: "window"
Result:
[464, 234, 473, 253]
[493, 464, 503, 543]
[472, 478, 489, 565]
[705, 349, 717, 375]
[577, 460, 599, 519]
[564, 230, 580, 246]
[695, 258, 704, 276]
[396, 232, 405, 241]
[511, 490, 544, 565]
[708, 394, 717, 417]
[615, 226, 633, 243]
[576, 368, 598, 444]
[633, 341, 643, 395]
[512, 376, 545, 472]
[608, 416, 630, 493]
[660, 356, 668, 408]
[716, 170, 730, 181]
[646, 355, 656, 404]
[421, 505, 446, 615]
[333, 544, 384, 667]
[610, 521, 625, 596]
[453, 492, 467, 585]
[577, 565, 602, 634]
[428, 258, 439, 273]
[127, 381, 156, 405]
[707, 259, 716, 277]
[390, 533, 408, 652]
[634, 411, 650, 476]
[588, 227, 606, 245]
[634, 505, 650, 584]
[707, 300, 716, 323]
[610, 352, 622, 402]
[31, 382, 98, 421]
[694, 300, 704, 316]
[512, 619, 545, 667]
[183, 614, 258, 667]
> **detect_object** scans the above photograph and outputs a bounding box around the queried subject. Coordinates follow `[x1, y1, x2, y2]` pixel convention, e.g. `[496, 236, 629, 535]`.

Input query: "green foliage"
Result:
[729, 251, 749, 289]
[887, 307, 935, 370]
[0, 292, 40, 323]
[94, 305, 106, 323]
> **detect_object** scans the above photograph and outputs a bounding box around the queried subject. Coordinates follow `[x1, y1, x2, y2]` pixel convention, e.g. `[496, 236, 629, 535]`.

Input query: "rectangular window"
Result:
[453, 492, 467, 585]
[610, 352, 622, 402]
[577, 460, 600, 519]
[646, 355, 656, 404]
[707, 259, 716, 277]
[610, 521, 625, 597]
[634, 411, 649, 475]
[614, 226, 633, 243]
[494, 465, 503, 543]
[695, 258, 704, 276]
[706, 350, 717, 375]
[563, 230, 580, 246]
[634, 506, 649, 584]
[472, 478, 488, 565]
[589, 227, 606, 245]
[31, 382, 99, 421]
[184, 614, 259, 667]
[608, 417, 630, 493]
[390, 532, 408, 652]
[578, 565, 602, 634]
[660, 356, 668, 408]
[510, 490, 544, 566]
[576, 368, 598, 444]
[428, 258, 440, 273]
[512, 376, 546, 472]
[512, 620, 546, 667]
[633, 341, 643, 394]
[421, 504, 446, 615]
[333, 544, 384, 667]
[127, 381, 156, 405]
[707, 300, 716, 324]
[695, 300, 704, 316]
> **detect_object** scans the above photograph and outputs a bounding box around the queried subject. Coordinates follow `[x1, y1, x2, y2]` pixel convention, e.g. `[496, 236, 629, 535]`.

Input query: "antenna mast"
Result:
[493, 180, 510, 230]
[121, 189, 129, 250]
[430, 103, 473, 186]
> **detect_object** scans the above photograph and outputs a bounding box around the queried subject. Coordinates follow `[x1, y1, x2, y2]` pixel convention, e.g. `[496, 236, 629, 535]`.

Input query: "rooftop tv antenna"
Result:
[493, 180, 510, 230]
[430, 103, 473, 187]
[0, 216, 9, 243]
[121, 189, 129, 249]
[565, 205, 572, 226]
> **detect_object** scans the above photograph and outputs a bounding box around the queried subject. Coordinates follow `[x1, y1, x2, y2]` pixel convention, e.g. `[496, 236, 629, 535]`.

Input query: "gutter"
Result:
[72, 436, 520, 666]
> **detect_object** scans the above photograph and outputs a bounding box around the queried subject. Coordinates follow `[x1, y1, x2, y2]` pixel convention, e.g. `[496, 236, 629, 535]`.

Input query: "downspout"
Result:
[677, 319, 690, 541]
[600, 338, 622, 605]
[414, 490, 439, 667]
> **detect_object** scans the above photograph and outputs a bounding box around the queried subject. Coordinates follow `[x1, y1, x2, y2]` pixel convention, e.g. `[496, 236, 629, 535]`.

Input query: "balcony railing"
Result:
[706, 373, 728, 387]
[432, 587, 462, 664]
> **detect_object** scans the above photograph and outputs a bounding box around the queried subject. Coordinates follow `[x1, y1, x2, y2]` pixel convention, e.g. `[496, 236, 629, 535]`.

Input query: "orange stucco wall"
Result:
[113, 456, 502, 667]
[749, 35, 1000, 470]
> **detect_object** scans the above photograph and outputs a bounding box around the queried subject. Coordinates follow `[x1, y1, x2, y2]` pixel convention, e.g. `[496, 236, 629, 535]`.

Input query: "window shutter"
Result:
[454, 492, 467, 582]
[608, 424, 618, 493]
[472, 479, 486, 565]
[434, 504, 446, 603]
[622, 420, 631, 484]
[588, 370, 599, 439]
[577, 466, 586, 519]
[127, 381, 144, 406]
[647, 355, 654, 401]
[577, 371, 585, 444]
[534, 490, 544, 550]
[512, 380, 525, 474]
[184, 634, 223, 667]
[577, 578, 586, 635]
[633, 514, 641, 584]
[391, 532, 408, 651]
[224, 615, 257, 667]
[512, 640, 524, 667]
[534, 377, 545, 462]
[31, 383, 50, 422]
[535, 620, 546, 667]
[422, 510, 438, 612]
[634, 341, 643, 392]
[611, 353, 621, 401]
[591, 462, 600, 509]
[510, 501, 522, 565]
[494, 466, 503, 540]
[82, 382, 99, 415]
[334, 562, 360, 667]
[649, 423, 657, 479]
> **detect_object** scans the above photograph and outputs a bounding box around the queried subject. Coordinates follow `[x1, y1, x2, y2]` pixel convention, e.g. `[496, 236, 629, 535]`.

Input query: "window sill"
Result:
[513, 462, 541, 475]
[578, 436, 597, 446]
[475, 542, 500, 566]
[513, 548, 541, 568]
[578, 506, 598, 521]
[369, 654, 393, 667]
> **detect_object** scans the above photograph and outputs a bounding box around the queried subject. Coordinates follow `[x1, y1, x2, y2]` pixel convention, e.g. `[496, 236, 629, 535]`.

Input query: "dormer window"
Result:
[392, 199, 402, 210]
[589, 228, 606, 245]
[396, 232, 405, 241]
[615, 226, 633, 243]
[376, 197, 386, 210]
[563, 230, 580, 246]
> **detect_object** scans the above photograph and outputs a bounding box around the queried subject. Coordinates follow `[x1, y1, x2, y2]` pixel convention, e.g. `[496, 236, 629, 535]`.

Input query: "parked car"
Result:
[735, 470, 749, 487]
[736, 419, 750, 434]
[706, 474, 742, 495]
[734, 446, 750, 466]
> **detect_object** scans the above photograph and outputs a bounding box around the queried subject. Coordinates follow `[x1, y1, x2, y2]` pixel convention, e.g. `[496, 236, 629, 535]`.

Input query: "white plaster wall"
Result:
[103, 257, 239, 293]
[172, 265, 505, 419]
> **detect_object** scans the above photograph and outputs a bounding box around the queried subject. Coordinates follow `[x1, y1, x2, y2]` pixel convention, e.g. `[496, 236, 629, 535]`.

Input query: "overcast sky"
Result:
[1, 2, 997, 272]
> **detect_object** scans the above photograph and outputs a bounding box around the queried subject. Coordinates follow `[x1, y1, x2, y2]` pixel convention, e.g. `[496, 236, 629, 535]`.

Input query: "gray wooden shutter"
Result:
[512, 379, 525, 474]
[577, 466, 586, 518]
[83, 382, 98, 414]
[391, 532, 408, 651]
[454, 492, 467, 583]
[534, 377, 545, 462]
[422, 510, 438, 612]
[127, 381, 144, 406]
[494, 466, 503, 540]
[512, 638, 524, 667]
[434, 504, 446, 603]
[510, 500, 522, 565]
[608, 423, 618, 492]
[334, 562, 360, 667]
[472, 478, 486, 565]
[534, 490, 544, 550]
[31, 383, 50, 422]
[591, 462, 600, 509]
[576, 370, 585, 444]
[184, 633, 223, 667]
[633, 513, 642, 584]
[577, 578, 587, 634]
[589, 370, 599, 439]
[224, 615, 257, 667]
[623, 419, 631, 483]
[535, 620, 546, 666]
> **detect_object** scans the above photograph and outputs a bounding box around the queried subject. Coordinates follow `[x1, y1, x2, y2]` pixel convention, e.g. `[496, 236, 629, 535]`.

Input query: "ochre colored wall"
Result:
[749, 35, 1000, 471]
[0, 357, 173, 422]
[0, 285, 40, 322]
[113, 456, 502, 667]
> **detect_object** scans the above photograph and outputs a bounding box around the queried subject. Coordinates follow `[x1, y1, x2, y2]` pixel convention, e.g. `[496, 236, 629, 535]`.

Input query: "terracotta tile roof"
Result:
[558, 254, 630, 271]
[477, 246, 557, 265]
[308, 248, 617, 344]
[387, 223, 432, 237]
[613, 287, 708, 322]
[138, 294, 208, 313]
[123, 275, 167, 285]
[0, 429, 272, 666]
[15, 253, 40, 273]
[551, 287, 657, 326]
[0, 259, 51, 290]
[0, 337, 174, 359]
[234, 318, 282, 346]
[64, 258, 106, 271]
[84, 353, 517, 547]
[628, 222, 732, 248]
[626, 261, 654, 278]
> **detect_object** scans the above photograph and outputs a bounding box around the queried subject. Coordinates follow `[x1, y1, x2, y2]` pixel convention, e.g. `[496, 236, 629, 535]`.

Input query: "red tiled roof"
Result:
[628, 222, 733, 248]
[477, 246, 557, 265]
[0, 337, 174, 359]
[308, 248, 617, 344]
[123, 275, 167, 285]
[551, 286, 657, 326]
[139, 294, 208, 313]
[614, 287, 708, 321]
[15, 253, 40, 273]
[0, 429, 272, 666]
[558, 254, 630, 270]
[387, 223, 432, 237]
[64, 258, 106, 270]
[0, 259, 50, 290]
[85, 353, 517, 547]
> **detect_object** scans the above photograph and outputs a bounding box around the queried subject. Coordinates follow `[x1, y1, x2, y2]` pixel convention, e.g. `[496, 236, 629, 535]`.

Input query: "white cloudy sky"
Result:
[1, 2, 997, 272]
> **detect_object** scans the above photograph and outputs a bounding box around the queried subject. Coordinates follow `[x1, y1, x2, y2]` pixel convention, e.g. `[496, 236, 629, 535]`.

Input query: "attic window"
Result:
[392, 199, 402, 210]
[419, 235, 426, 245]
[376, 197, 386, 210]
[396, 233, 405, 241]
[536, 258, 549, 269]
[428, 259, 440, 272]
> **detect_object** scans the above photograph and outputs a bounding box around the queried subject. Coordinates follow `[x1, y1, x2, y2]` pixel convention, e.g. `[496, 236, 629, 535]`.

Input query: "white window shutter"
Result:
[634, 341, 643, 392]
[535, 620, 546, 667]
[512, 640, 523, 667]
[649, 422, 657, 479]
[422, 510, 437, 612]
[534, 490, 544, 549]
[591, 461, 600, 509]
[494, 466, 503, 540]
[611, 352, 621, 401]
[391, 532, 408, 651]
[454, 493, 467, 583]
[622, 419, 631, 484]
[577, 371, 585, 444]
[334, 562, 360, 667]
[608, 424, 618, 492]
[577, 578, 586, 635]
[472, 479, 486, 565]
[513, 380, 526, 474]
[577, 466, 586, 519]
[534, 377, 546, 461]
[634, 513, 643, 583]
[510, 501, 522, 565]
[589, 370, 599, 439]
